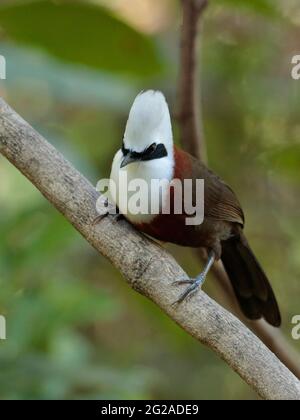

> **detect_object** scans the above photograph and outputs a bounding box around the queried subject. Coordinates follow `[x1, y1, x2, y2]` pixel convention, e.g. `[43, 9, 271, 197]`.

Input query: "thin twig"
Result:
[177, 0, 207, 161]
[0, 99, 299, 399]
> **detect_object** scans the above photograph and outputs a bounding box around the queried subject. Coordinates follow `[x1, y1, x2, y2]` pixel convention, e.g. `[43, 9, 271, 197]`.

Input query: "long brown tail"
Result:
[221, 234, 281, 327]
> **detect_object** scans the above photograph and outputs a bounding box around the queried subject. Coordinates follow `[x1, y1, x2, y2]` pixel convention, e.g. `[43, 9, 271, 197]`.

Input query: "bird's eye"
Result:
[147, 143, 157, 154]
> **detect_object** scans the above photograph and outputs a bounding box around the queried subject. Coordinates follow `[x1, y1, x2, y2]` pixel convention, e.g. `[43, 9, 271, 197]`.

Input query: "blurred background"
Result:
[0, 0, 299, 400]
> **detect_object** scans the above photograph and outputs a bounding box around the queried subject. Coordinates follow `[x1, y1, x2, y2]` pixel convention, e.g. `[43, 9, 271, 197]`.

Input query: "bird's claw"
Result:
[172, 275, 205, 306]
[92, 197, 110, 226]
[172, 279, 194, 287]
[92, 213, 108, 226]
[92, 195, 124, 227]
[92, 211, 124, 227]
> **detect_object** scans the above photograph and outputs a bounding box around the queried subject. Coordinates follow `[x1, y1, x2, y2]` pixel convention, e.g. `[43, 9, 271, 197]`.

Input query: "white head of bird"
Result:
[109, 90, 175, 223]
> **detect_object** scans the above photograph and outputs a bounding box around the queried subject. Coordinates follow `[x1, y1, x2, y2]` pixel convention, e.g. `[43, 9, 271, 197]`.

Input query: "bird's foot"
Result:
[172, 274, 206, 305]
[92, 197, 124, 226]
[111, 213, 125, 224]
[92, 212, 124, 226]
[92, 197, 109, 226]
[92, 214, 107, 226]
[172, 250, 215, 306]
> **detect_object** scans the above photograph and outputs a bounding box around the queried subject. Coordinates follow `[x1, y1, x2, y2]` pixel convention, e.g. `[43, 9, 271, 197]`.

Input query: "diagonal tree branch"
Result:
[0, 99, 299, 400]
[176, 0, 300, 379]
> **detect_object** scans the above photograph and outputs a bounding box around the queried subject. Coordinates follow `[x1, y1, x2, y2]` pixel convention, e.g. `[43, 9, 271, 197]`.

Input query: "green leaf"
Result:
[217, 0, 279, 17]
[0, 0, 164, 78]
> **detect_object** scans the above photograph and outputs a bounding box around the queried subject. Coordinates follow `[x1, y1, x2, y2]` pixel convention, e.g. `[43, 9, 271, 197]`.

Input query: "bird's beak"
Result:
[120, 153, 139, 168]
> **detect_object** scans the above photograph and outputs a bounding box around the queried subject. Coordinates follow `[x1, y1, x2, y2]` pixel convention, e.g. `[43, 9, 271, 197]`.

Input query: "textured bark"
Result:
[0, 99, 299, 400]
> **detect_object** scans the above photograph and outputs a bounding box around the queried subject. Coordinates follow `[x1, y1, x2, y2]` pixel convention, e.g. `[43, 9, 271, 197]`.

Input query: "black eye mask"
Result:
[122, 142, 168, 162]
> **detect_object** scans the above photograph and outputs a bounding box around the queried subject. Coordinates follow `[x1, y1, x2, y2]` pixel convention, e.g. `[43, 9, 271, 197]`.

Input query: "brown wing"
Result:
[190, 155, 245, 226]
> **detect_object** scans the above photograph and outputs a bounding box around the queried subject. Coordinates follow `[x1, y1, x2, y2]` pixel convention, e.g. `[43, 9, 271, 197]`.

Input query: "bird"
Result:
[108, 90, 281, 327]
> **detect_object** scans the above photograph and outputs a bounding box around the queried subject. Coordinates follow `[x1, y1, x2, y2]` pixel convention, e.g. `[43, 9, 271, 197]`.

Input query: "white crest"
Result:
[123, 90, 173, 155]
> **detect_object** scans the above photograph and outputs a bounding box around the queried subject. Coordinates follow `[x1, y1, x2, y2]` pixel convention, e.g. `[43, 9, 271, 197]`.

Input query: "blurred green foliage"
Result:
[0, 0, 164, 78]
[0, 0, 299, 400]
[217, 0, 279, 17]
